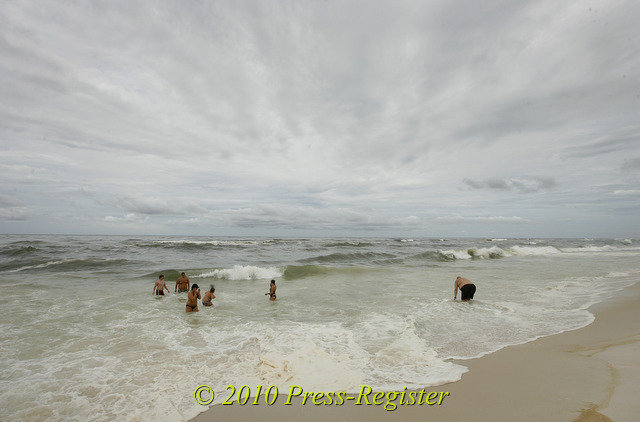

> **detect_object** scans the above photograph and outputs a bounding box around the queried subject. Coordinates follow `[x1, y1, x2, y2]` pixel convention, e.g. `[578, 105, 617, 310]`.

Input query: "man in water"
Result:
[454, 276, 476, 301]
[202, 285, 215, 306]
[175, 272, 190, 293]
[153, 275, 170, 296]
[265, 279, 277, 301]
[186, 284, 201, 312]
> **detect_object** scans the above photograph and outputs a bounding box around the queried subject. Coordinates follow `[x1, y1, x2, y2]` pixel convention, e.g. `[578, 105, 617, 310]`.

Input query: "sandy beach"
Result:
[192, 280, 640, 422]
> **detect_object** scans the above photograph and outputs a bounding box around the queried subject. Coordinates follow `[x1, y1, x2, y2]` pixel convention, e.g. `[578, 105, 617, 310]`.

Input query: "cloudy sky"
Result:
[1, 0, 639, 237]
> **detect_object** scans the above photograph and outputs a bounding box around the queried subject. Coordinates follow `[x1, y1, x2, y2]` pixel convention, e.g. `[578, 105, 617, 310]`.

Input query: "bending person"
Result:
[202, 285, 215, 306]
[454, 276, 476, 301]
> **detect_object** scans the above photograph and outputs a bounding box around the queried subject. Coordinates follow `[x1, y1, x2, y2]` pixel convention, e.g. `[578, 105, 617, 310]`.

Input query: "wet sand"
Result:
[191, 281, 640, 422]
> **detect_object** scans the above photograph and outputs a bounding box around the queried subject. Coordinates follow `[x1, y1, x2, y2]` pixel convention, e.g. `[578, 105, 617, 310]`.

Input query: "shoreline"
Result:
[191, 280, 640, 421]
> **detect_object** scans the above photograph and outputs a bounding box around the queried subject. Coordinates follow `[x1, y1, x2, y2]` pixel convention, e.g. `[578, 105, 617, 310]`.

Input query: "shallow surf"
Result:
[0, 235, 638, 420]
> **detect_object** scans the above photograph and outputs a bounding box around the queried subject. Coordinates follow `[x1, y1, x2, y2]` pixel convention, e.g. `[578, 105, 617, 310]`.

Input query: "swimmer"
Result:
[202, 285, 215, 306]
[454, 276, 476, 301]
[175, 272, 190, 293]
[186, 284, 200, 312]
[265, 279, 277, 301]
[153, 274, 169, 296]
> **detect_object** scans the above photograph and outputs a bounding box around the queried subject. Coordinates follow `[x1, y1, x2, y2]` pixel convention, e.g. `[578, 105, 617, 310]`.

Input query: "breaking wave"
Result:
[192, 265, 377, 281]
[409, 245, 608, 261]
[194, 265, 283, 280]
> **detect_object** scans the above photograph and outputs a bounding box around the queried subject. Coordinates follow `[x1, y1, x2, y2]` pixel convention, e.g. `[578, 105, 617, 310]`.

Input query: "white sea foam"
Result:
[438, 246, 509, 260]
[194, 265, 283, 280]
[2, 269, 637, 422]
[438, 248, 474, 260]
[470, 246, 509, 258]
[436, 245, 567, 260]
[537, 271, 634, 310]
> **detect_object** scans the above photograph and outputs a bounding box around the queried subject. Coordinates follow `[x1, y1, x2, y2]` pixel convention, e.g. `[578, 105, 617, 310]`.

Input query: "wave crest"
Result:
[411, 245, 567, 261]
[194, 265, 283, 280]
[439, 246, 508, 260]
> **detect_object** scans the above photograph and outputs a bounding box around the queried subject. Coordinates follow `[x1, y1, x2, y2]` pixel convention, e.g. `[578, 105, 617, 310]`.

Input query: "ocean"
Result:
[1, 235, 638, 421]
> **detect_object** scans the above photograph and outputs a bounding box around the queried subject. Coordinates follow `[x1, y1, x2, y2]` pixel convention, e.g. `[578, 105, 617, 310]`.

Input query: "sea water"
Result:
[0, 235, 638, 420]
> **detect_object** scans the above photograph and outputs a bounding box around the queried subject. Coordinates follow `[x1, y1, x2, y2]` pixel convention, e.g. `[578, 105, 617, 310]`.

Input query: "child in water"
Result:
[202, 285, 215, 306]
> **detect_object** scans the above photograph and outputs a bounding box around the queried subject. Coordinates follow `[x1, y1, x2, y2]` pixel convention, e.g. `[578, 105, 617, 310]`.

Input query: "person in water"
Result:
[454, 276, 476, 301]
[175, 272, 190, 293]
[153, 274, 170, 296]
[186, 284, 201, 312]
[265, 279, 277, 301]
[202, 285, 215, 306]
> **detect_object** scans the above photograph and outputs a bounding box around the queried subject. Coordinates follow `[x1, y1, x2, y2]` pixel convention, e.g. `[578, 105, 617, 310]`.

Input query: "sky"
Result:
[1, 0, 639, 237]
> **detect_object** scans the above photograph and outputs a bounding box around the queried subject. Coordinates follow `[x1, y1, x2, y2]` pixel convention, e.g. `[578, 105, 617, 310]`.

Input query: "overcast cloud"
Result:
[1, 0, 639, 237]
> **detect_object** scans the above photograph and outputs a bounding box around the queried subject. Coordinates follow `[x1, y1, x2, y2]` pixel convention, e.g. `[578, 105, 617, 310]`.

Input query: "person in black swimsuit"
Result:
[454, 276, 476, 301]
[265, 279, 277, 301]
[186, 284, 200, 312]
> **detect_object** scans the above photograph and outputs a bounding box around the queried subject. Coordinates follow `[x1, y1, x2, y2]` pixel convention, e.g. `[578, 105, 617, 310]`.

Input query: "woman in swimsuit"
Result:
[265, 279, 277, 301]
[202, 285, 215, 306]
[186, 284, 201, 312]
